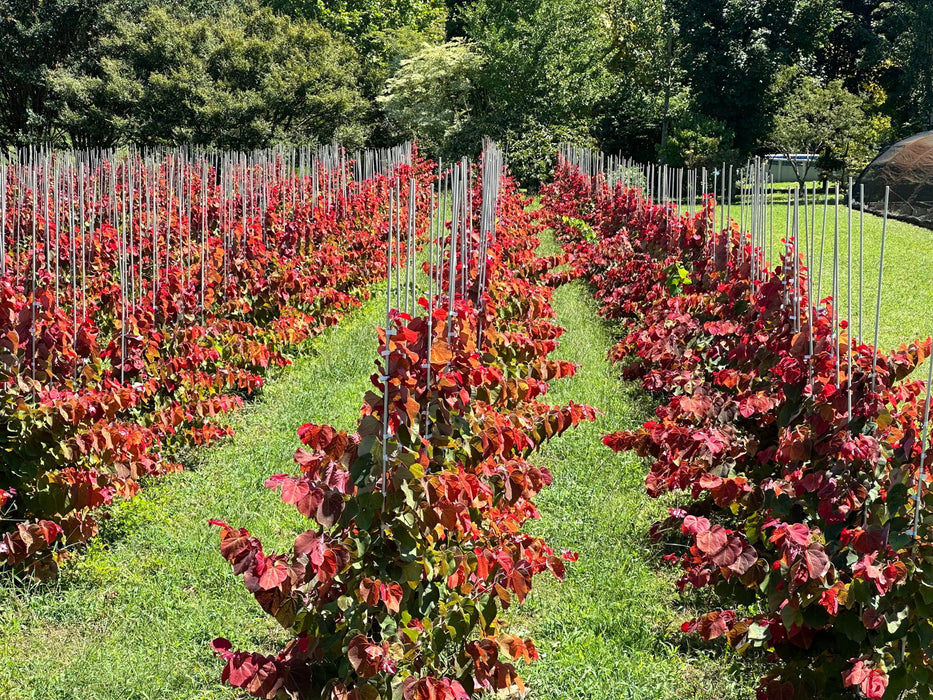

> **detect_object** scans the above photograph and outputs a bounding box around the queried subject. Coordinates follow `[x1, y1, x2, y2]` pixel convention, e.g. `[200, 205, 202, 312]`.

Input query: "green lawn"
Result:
[0, 289, 390, 699]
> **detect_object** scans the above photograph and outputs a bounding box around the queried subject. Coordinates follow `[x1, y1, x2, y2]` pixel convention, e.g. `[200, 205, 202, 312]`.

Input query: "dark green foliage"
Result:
[0, 0, 137, 149]
[261, 0, 446, 132]
[875, 0, 933, 134]
[671, 0, 839, 155]
[1, 0, 369, 150]
[817, 0, 887, 88]
[49, 3, 368, 148]
[451, 0, 612, 182]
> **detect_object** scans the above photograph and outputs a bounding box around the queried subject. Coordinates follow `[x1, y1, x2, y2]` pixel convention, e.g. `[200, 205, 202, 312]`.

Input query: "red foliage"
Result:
[210, 169, 594, 698]
[0, 149, 436, 574]
[542, 157, 933, 698]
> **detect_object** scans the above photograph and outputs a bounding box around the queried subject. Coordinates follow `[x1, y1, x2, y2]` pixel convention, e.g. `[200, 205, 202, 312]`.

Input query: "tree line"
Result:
[3, 0, 931, 183]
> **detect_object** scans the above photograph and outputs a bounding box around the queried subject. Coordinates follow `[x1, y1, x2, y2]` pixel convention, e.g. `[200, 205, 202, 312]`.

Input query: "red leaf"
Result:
[852, 527, 885, 555]
[710, 537, 743, 567]
[696, 611, 731, 640]
[380, 582, 403, 614]
[862, 670, 888, 700]
[316, 490, 344, 528]
[359, 577, 380, 606]
[682, 515, 710, 535]
[803, 543, 830, 579]
[842, 660, 870, 688]
[216, 523, 259, 575]
[36, 520, 63, 545]
[727, 545, 758, 576]
[347, 635, 382, 678]
[296, 487, 324, 519]
[695, 525, 728, 555]
[786, 523, 811, 547]
[258, 557, 290, 590]
[280, 478, 311, 506]
[509, 569, 531, 603]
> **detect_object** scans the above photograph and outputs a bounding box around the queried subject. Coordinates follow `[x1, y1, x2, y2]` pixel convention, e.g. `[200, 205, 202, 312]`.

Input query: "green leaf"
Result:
[834, 611, 868, 643]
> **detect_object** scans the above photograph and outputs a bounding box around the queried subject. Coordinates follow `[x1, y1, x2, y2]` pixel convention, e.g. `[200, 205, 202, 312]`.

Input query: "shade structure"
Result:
[856, 130, 933, 227]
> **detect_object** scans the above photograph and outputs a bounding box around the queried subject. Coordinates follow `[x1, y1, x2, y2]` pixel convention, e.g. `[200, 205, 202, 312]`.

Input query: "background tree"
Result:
[767, 68, 884, 183]
[46, 3, 368, 149]
[593, 0, 685, 161]
[659, 111, 739, 169]
[875, 0, 933, 134]
[377, 39, 482, 155]
[817, 0, 886, 87]
[454, 0, 612, 182]
[5, 0, 933, 173]
[261, 0, 446, 116]
[0, 0, 136, 149]
[670, 0, 839, 155]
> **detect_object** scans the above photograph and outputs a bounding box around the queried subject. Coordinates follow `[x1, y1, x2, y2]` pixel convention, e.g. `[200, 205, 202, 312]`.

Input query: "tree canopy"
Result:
[767, 68, 886, 182]
[2, 0, 932, 182]
[49, 4, 368, 148]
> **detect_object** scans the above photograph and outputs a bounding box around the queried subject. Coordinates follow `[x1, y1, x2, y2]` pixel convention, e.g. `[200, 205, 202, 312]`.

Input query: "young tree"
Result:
[767, 69, 881, 183]
[378, 39, 482, 156]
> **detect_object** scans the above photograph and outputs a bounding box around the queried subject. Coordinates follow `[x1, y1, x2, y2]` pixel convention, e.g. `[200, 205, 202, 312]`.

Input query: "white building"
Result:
[764, 153, 821, 183]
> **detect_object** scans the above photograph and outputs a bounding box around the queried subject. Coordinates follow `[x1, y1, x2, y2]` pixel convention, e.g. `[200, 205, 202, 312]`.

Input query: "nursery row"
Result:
[208, 155, 596, 699]
[542, 160, 933, 699]
[0, 145, 434, 576]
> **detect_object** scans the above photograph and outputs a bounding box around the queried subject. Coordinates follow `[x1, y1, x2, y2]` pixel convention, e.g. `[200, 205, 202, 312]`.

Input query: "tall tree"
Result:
[594, 0, 685, 160]
[767, 68, 880, 182]
[458, 0, 612, 180]
[817, 0, 885, 88]
[378, 39, 483, 155]
[260, 0, 446, 146]
[48, 3, 368, 148]
[671, 0, 838, 155]
[0, 0, 137, 148]
[876, 0, 933, 134]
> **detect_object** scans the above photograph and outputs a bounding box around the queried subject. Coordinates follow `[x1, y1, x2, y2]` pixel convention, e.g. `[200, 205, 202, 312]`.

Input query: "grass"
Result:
[506, 232, 754, 699]
[0, 287, 390, 700]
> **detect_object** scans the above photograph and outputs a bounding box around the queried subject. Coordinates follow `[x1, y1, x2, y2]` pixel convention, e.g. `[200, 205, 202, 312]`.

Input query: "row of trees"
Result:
[3, 0, 933, 182]
[383, 0, 933, 181]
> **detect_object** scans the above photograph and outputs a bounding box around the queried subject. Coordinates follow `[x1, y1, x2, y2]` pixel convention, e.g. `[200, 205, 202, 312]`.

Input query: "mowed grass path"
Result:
[0, 290, 388, 699]
[508, 233, 752, 699]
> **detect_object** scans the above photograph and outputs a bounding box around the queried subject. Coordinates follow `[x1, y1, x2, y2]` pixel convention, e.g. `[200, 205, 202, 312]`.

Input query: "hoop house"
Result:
[856, 130, 933, 227]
